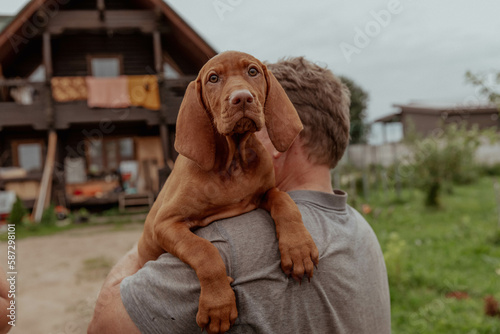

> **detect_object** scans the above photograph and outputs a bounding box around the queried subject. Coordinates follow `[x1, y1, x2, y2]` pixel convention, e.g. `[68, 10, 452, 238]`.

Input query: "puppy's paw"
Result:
[279, 228, 319, 283]
[196, 279, 238, 334]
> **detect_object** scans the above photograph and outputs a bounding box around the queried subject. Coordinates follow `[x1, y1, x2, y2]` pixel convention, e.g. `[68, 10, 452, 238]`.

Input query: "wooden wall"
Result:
[60, 0, 144, 10]
[3, 37, 43, 78]
[59, 0, 97, 10]
[58, 122, 160, 159]
[4, 31, 157, 78]
[402, 112, 499, 137]
[52, 32, 155, 77]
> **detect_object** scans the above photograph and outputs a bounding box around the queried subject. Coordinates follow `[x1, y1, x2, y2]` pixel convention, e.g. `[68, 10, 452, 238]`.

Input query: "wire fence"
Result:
[333, 142, 500, 203]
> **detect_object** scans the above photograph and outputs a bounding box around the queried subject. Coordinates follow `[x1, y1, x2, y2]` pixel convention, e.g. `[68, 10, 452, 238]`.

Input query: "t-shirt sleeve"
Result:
[120, 224, 233, 334]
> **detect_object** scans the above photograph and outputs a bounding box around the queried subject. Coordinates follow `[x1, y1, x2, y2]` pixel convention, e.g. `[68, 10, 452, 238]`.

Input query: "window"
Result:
[88, 55, 123, 77]
[163, 62, 180, 79]
[87, 140, 103, 174]
[12, 140, 44, 172]
[87, 137, 135, 174]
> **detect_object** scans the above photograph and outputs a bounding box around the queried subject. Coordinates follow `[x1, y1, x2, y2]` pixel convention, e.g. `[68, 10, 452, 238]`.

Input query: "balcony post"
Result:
[43, 32, 53, 79]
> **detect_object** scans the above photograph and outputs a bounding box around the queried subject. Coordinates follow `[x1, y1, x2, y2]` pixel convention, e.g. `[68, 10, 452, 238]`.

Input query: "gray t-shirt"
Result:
[121, 190, 391, 333]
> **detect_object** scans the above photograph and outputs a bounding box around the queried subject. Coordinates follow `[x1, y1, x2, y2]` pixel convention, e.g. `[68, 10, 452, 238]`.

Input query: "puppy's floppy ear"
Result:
[263, 66, 303, 152]
[174, 80, 216, 171]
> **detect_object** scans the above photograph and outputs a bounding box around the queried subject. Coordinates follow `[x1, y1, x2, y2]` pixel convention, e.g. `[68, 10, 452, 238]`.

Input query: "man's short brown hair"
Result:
[267, 57, 351, 168]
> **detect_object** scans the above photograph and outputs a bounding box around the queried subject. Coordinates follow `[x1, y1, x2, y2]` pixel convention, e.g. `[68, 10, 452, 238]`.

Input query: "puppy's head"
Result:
[175, 51, 303, 171]
[198, 51, 267, 136]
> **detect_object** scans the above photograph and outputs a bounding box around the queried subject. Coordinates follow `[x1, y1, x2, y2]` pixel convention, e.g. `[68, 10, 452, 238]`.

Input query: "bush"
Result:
[41, 204, 57, 226]
[8, 197, 27, 225]
[404, 123, 498, 207]
[73, 207, 90, 223]
[481, 163, 500, 176]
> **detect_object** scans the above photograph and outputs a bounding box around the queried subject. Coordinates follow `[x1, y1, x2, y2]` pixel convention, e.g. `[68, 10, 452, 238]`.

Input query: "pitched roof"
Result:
[0, 0, 216, 72]
[393, 103, 499, 114]
[373, 112, 402, 124]
[374, 103, 498, 123]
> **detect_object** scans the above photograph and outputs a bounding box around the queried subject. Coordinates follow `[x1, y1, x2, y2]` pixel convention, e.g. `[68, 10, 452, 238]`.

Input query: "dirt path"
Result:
[1, 223, 144, 334]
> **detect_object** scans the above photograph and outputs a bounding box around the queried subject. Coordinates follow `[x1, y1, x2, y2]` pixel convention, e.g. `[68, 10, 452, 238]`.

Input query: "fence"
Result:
[343, 142, 500, 169]
[332, 142, 500, 202]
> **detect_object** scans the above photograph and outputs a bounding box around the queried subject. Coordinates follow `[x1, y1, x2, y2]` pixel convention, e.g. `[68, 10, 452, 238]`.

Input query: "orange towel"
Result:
[86, 76, 131, 109]
[128, 75, 161, 110]
[51, 77, 88, 102]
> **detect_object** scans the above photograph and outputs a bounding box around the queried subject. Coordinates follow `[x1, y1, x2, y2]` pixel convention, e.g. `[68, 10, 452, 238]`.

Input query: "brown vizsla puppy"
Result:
[137, 51, 319, 334]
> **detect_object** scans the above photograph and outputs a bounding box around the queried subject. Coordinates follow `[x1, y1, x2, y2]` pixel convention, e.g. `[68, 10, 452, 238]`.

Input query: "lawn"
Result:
[357, 176, 500, 333]
[2, 175, 499, 332]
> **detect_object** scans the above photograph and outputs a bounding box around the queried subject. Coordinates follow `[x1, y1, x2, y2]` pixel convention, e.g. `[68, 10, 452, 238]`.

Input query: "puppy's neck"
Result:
[213, 132, 256, 174]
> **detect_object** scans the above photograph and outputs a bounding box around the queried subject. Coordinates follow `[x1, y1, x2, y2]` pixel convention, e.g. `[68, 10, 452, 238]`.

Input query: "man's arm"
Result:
[0, 267, 12, 334]
[87, 245, 141, 334]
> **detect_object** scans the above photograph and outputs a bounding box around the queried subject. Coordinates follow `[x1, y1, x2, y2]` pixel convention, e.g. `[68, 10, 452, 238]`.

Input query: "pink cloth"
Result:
[86, 76, 131, 108]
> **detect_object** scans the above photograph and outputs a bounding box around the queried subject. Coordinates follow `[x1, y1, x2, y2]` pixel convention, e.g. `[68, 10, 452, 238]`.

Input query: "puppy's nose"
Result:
[230, 90, 254, 105]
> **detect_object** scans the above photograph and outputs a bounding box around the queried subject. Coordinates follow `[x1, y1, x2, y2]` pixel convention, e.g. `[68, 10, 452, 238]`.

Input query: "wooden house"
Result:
[0, 0, 216, 219]
[374, 103, 499, 140]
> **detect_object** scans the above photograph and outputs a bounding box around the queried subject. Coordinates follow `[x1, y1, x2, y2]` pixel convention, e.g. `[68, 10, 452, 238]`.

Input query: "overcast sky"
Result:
[1, 0, 499, 142]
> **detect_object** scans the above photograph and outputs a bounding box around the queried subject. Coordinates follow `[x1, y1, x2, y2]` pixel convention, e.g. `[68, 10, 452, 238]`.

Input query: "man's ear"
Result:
[263, 66, 303, 152]
[174, 80, 216, 171]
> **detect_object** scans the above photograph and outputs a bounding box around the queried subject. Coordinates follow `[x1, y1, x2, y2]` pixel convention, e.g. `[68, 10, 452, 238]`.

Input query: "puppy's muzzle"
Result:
[229, 90, 254, 107]
[231, 117, 258, 134]
[224, 89, 262, 135]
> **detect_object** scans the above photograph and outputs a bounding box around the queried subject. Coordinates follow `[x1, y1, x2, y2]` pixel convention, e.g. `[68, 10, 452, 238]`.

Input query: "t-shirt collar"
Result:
[287, 189, 348, 211]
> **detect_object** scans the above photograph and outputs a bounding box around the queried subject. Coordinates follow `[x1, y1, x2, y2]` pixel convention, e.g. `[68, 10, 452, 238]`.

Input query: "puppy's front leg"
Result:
[261, 187, 319, 282]
[154, 220, 238, 334]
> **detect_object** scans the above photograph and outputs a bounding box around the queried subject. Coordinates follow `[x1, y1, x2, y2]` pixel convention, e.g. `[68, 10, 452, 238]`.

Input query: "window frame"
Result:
[85, 137, 136, 174]
[11, 139, 45, 172]
[87, 54, 124, 77]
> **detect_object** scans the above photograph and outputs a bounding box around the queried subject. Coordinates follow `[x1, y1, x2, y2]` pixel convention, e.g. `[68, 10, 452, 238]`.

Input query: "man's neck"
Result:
[274, 144, 333, 193]
[277, 165, 333, 193]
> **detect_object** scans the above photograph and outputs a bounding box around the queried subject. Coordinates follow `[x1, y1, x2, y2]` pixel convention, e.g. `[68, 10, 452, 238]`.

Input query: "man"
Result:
[0, 267, 12, 334]
[88, 57, 391, 333]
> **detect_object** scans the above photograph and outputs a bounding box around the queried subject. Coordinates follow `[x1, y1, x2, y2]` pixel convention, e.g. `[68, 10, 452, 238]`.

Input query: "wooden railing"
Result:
[0, 79, 49, 130]
[0, 75, 195, 130]
[160, 75, 194, 124]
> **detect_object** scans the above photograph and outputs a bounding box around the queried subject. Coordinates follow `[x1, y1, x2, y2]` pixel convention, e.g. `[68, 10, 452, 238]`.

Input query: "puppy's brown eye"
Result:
[209, 74, 219, 83]
[248, 67, 258, 76]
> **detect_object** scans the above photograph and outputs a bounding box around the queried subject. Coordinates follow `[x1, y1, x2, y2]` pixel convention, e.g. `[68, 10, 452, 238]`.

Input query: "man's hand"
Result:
[87, 245, 142, 334]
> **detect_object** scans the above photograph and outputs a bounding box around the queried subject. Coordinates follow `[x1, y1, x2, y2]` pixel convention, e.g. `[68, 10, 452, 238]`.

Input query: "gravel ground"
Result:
[1, 223, 144, 334]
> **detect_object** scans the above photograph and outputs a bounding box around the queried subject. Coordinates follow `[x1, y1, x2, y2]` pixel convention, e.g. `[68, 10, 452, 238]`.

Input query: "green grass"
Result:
[0, 207, 146, 241]
[2, 177, 499, 332]
[355, 177, 500, 333]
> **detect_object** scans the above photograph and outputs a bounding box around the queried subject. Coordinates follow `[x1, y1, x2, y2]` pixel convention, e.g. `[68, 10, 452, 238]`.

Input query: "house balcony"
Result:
[0, 79, 50, 130]
[0, 76, 193, 130]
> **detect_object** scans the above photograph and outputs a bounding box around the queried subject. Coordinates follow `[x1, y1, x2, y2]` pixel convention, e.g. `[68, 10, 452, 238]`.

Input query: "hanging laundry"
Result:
[86, 76, 131, 109]
[128, 75, 161, 110]
[10, 85, 36, 105]
[51, 77, 88, 102]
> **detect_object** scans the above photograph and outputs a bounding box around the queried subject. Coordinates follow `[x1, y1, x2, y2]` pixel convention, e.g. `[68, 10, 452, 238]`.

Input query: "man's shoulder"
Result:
[345, 204, 377, 233]
[195, 208, 275, 244]
[196, 190, 372, 250]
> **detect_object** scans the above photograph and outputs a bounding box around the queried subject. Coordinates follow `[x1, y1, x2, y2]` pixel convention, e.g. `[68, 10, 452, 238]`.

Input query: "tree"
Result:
[340, 76, 370, 144]
[465, 70, 500, 107]
[404, 123, 496, 207]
